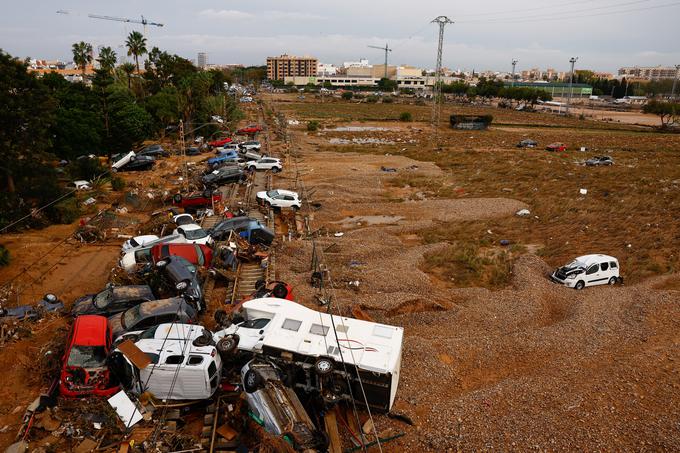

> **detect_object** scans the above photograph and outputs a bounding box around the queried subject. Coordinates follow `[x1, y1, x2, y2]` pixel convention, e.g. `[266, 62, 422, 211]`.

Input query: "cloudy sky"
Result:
[2, 0, 679, 73]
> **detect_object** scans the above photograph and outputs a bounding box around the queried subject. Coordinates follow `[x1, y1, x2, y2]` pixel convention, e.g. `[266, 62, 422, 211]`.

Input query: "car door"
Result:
[585, 263, 606, 286]
[236, 318, 271, 351]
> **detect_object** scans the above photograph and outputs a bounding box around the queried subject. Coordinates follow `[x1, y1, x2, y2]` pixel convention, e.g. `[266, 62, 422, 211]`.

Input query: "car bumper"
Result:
[550, 274, 575, 287]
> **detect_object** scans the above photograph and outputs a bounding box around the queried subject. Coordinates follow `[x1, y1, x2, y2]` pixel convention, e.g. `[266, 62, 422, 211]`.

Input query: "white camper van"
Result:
[214, 298, 404, 412]
[113, 323, 222, 400]
[551, 254, 621, 289]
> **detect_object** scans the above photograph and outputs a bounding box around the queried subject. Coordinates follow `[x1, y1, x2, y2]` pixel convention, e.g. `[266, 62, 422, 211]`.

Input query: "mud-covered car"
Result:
[71, 285, 156, 317]
[585, 155, 613, 166]
[155, 256, 205, 312]
[59, 315, 119, 398]
[108, 297, 197, 339]
[208, 216, 274, 246]
[516, 139, 538, 148]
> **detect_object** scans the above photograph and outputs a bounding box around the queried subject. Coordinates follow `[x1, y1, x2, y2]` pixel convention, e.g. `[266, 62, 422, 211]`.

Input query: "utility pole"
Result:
[431, 15, 454, 139]
[511, 59, 518, 87]
[565, 56, 578, 115]
[671, 64, 680, 100]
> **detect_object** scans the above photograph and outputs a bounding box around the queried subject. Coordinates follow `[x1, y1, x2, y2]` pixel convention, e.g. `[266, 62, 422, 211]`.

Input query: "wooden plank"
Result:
[117, 340, 151, 369]
[324, 408, 342, 453]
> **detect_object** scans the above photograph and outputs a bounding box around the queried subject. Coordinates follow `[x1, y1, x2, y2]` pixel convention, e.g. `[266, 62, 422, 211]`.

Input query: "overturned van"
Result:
[214, 298, 403, 412]
[111, 323, 222, 401]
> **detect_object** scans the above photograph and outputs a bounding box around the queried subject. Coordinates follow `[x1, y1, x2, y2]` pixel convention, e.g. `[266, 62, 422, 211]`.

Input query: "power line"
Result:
[458, 0, 651, 22]
[454, 0, 594, 17]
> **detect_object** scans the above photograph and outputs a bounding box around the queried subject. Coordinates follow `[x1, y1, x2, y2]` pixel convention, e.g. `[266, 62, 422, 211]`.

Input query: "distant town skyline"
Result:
[2, 0, 679, 73]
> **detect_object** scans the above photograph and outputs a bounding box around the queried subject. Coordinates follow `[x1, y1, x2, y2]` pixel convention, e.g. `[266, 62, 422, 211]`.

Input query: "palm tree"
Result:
[72, 41, 93, 78]
[97, 46, 117, 74]
[120, 62, 136, 89]
[125, 31, 147, 74]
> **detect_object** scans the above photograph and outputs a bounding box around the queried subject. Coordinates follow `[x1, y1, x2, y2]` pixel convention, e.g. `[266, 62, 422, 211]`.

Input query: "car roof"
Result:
[138, 297, 188, 317]
[112, 285, 155, 299]
[72, 315, 108, 346]
[270, 189, 297, 197]
[575, 254, 618, 265]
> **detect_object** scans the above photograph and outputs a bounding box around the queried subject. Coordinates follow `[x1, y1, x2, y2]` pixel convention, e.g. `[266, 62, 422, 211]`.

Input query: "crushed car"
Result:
[119, 234, 186, 273]
[151, 243, 213, 268]
[60, 315, 119, 398]
[202, 167, 246, 187]
[516, 139, 538, 148]
[121, 235, 159, 254]
[550, 254, 622, 290]
[0, 294, 64, 321]
[172, 190, 222, 212]
[108, 297, 198, 339]
[154, 255, 205, 312]
[214, 297, 404, 412]
[208, 216, 274, 246]
[72, 285, 156, 317]
[546, 142, 567, 152]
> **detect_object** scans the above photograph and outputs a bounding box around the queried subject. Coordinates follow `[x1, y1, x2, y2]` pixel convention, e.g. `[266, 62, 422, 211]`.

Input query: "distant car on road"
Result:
[256, 189, 301, 210]
[516, 139, 538, 148]
[585, 155, 613, 166]
[71, 285, 156, 317]
[247, 157, 282, 173]
[546, 142, 567, 152]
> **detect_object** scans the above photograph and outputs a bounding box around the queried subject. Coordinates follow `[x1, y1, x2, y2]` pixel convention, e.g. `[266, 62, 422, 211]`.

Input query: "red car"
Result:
[546, 142, 567, 152]
[237, 125, 263, 135]
[151, 243, 213, 267]
[172, 191, 222, 210]
[60, 315, 119, 398]
[208, 137, 232, 148]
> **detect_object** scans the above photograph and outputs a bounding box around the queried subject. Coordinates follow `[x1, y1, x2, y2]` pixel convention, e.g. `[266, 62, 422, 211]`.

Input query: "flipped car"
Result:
[59, 315, 119, 398]
[154, 255, 204, 312]
[108, 297, 198, 339]
[585, 155, 613, 166]
[121, 235, 159, 254]
[172, 190, 222, 211]
[546, 142, 567, 152]
[256, 189, 301, 210]
[550, 254, 622, 290]
[72, 285, 156, 317]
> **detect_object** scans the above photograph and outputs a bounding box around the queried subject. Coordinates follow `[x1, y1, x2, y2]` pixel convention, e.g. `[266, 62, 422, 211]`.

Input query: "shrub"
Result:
[52, 198, 81, 224]
[341, 91, 353, 100]
[0, 245, 10, 267]
[307, 121, 320, 132]
[365, 95, 379, 103]
[399, 112, 413, 122]
[111, 176, 126, 191]
[382, 96, 394, 104]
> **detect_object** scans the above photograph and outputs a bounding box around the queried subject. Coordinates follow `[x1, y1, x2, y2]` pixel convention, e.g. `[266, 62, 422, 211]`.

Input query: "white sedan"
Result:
[173, 224, 213, 245]
[121, 234, 159, 254]
[246, 158, 282, 173]
[256, 189, 301, 210]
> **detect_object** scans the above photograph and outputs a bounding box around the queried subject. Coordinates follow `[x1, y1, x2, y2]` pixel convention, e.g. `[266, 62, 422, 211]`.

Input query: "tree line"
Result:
[0, 32, 243, 231]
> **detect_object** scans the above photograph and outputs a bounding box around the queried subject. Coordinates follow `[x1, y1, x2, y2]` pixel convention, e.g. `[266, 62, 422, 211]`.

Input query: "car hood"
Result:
[71, 295, 95, 315]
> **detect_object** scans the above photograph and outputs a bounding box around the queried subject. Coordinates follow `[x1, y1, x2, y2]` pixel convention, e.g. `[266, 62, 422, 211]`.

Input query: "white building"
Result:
[343, 58, 370, 69]
[317, 63, 338, 76]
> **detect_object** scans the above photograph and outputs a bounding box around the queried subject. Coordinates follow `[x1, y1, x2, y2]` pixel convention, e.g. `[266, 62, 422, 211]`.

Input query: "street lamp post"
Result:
[511, 59, 518, 87]
[565, 57, 578, 115]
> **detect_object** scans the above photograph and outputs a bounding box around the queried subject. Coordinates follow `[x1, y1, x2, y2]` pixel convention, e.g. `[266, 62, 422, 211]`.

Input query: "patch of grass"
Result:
[307, 120, 319, 132]
[422, 243, 514, 288]
[399, 111, 413, 122]
[111, 176, 126, 191]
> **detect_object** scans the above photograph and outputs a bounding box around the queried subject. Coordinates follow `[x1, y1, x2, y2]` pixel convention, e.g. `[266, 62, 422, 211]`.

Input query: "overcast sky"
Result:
[2, 0, 679, 73]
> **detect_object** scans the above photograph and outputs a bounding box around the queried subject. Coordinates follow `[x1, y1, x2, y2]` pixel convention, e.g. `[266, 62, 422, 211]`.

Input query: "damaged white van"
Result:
[551, 254, 622, 290]
[214, 298, 404, 412]
[110, 323, 222, 400]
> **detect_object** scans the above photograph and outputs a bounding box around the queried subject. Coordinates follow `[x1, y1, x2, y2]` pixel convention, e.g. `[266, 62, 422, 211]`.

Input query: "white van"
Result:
[214, 298, 404, 412]
[113, 323, 222, 400]
[551, 254, 621, 290]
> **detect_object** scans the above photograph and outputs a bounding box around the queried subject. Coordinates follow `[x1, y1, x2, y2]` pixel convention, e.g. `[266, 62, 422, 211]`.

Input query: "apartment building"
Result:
[618, 66, 679, 80]
[266, 54, 318, 80]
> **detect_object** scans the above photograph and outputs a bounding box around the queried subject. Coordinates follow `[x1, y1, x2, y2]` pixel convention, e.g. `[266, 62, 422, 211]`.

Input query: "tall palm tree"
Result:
[72, 41, 93, 78]
[125, 31, 147, 74]
[120, 62, 136, 89]
[97, 46, 117, 74]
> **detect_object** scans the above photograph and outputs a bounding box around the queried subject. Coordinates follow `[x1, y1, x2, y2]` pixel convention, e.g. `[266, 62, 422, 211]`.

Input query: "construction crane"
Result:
[56, 10, 164, 31]
[367, 43, 392, 79]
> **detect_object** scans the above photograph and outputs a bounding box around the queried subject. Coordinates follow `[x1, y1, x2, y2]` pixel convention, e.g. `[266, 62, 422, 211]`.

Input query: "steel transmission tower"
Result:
[431, 15, 453, 138]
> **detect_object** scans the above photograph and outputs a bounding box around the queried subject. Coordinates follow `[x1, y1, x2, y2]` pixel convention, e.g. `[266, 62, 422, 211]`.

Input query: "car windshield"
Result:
[563, 260, 585, 271]
[139, 325, 159, 340]
[122, 305, 142, 329]
[93, 288, 113, 309]
[266, 190, 279, 198]
[183, 228, 207, 240]
[67, 345, 107, 368]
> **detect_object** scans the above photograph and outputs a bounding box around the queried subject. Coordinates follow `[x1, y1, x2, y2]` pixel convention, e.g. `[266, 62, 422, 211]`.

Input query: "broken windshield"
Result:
[67, 345, 107, 368]
[122, 305, 142, 329]
[94, 288, 113, 309]
[562, 261, 586, 273]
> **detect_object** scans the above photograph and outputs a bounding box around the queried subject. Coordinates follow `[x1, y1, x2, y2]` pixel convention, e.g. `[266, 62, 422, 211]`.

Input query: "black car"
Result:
[185, 147, 201, 156]
[208, 216, 274, 246]
[119, 155, 155, 171]
[516, 139, 538, 148]
[107, 297, 198, 339]
[72, 285, 156, 317]
[202, 167, 246, 186]
[139, 144, 170, 158]
[155, 255, 204, 312]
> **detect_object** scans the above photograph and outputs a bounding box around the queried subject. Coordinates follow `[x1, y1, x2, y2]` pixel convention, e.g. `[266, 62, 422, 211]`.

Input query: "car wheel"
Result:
[130, 155, 136, 161]
[244, 369, 263, 393]
[249, 166, 256, 172]
[575, 280, 585, 290]
[214, 309, 228, 325]
[292, 205, 300, 211]
[216, 334, 240, 357]
[314, 357, 334, 376]
[272, 167, 281, 173]
[172, 194, 183, 204]
[212, 163, 219, 170]
[272, 283, 288, 299]
[608, 277, 617, 285]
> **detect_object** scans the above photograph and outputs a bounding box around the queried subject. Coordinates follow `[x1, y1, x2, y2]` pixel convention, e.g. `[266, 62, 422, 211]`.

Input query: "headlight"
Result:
[176, 281, 188, 290]
[567, 274, 576, 279]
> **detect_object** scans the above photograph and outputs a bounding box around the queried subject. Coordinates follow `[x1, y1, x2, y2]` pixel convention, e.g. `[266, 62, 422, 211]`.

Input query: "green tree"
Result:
[377, 77, 398, 91]
[97, 46, 117, 74]
[145, 86, 181, 134]
[643, 100, 679, 128]
[341, 91, 353, 100]
[120, 62, 136, 89]
[125, 31, 147, 74]
[107, 87, 153, 152]
[72, 41, 93, 77]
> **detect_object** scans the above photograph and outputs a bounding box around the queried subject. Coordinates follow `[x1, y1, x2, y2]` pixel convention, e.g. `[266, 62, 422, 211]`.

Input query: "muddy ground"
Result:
[270, 93, 680, 451]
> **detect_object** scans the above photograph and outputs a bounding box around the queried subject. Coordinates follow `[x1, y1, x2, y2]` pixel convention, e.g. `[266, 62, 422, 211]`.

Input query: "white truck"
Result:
[550, 254, 621, 290]
[214, 298, 404, 412]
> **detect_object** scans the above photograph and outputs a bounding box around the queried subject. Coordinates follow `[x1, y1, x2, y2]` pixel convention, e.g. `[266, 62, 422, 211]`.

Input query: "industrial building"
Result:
[505, 82, 593, 98]
[266, 54, 318, 80]
[618, 66, 679, 80]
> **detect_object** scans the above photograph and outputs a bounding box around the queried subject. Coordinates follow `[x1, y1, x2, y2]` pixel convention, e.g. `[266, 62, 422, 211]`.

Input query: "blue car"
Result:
[207, 150, 239, 168]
